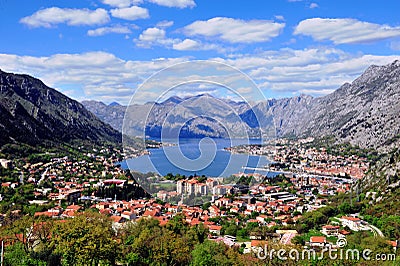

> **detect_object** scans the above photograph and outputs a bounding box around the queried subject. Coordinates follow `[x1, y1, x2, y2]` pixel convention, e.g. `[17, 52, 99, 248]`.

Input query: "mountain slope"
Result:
[82, 100, 126, 132]
[82, 60, 400, 150]
[248, 95, 314, 137]
[84, 94, 261, 138]
[301, 60, 400, 150]
[0, 70, 121, 147]
[246, 60, 400, 150]
[144, 94, 260, 138]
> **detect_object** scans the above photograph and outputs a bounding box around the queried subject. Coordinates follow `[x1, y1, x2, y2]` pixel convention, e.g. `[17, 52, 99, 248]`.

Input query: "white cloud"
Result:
[110, 6, 149, 20]
[135, 27, 194, 49]
[135, 28, 225, 52]
[172, 39, 221, 51]
[101, 0, 143, 8]
[237, 87, 253, 94]
[182, 17, 285, 43]
[147, 0, 196, 8]
[138, 27, 166, 42]
[294, 18, 400, 44]
[0, 49, 398, 103]
[299, 88, 335, 95]
[274, 15, 285, 21]
[309, 3, 319, 9]
[20, 7, 110, 28]
[283, 38, 297, 45]
[390, 41, 400, 51]
[172, 39, 199, 50]
[219, 48, 400, 96]
[87, 25, 134, 36]
[156, 20, 174, 28]
[0, 51, 188, 103]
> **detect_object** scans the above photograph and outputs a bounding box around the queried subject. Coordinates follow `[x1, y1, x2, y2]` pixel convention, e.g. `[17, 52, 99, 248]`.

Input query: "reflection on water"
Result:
[120, 138, 271, 177]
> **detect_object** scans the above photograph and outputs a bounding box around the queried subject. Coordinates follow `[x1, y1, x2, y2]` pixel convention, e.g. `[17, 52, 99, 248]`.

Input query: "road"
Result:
[38, 167, 49, 185]
[364, 222, 384, 237]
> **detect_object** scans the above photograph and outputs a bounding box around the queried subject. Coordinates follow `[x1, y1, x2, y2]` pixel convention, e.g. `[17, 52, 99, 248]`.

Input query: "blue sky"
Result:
[0, 0, 400, 104]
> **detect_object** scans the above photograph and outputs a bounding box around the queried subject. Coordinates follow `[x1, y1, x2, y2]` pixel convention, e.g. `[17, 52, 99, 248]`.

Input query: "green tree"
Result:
[166, 213, 188, 235]
[223, 223, 238, 236]
[191, 240, 230, 266]
[338, 201, 352, 214]
[186, 223, 208, 244]
[122, 218, 192, 265]
[291, 235, 305, 246]
[3, 215, 57, 265]
[202, 202, 211, 211]
[3, 242, 32, 266]
[52, 211, 117, 265]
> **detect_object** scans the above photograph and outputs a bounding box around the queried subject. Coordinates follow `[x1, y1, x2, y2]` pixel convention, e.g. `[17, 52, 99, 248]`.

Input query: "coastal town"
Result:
[1, 137, 396, 262]
[226, 137, 369, 180]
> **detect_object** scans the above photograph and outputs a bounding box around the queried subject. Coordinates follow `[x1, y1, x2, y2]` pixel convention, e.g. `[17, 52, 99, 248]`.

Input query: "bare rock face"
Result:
[0, 70, 121, 146]
[302, 60, 400, 151]
[85, 94, 260, 139]
[82, 100, 126, 132]
[246, 60, 400, 150]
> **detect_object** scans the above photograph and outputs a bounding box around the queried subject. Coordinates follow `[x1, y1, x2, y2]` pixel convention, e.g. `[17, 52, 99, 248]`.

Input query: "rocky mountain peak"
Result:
[109, 101, 121, 107]
[80, 60, 400, 150]
[0, 70, 121, 146]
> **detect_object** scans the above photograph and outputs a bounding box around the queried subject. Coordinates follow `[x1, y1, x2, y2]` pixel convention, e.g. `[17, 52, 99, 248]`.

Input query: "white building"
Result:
[340, 216, 362, 231]
[212, 185, 233, 196]
[322, 225, 340, 236]
[176, 179, 210, 196]
[0, 159, 12, 169]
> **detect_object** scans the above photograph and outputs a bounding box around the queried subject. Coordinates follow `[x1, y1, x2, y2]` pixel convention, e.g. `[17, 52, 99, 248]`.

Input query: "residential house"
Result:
[340, 216, 362, 231]
[209, 225, 222, 235]
[310, 236, 327, 248]
[322, 225, 340, 236]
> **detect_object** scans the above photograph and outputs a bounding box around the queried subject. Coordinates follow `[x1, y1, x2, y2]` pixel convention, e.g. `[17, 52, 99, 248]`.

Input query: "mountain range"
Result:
[1, 60, 399, 152]
[0, 69, 121, 147]
[83, 60, 400, 151]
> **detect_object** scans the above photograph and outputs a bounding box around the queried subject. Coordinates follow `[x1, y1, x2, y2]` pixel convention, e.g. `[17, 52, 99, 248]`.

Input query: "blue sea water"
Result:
[120, 138, 275, 178]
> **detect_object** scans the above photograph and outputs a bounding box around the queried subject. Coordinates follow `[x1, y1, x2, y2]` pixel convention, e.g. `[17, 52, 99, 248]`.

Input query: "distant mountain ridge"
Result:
[2, 59, 398, 150]
[84, 94, 259, 139]
[81, 100, 127, 133]
[83, 60, 400, 150]
[0, 69, 121, 147]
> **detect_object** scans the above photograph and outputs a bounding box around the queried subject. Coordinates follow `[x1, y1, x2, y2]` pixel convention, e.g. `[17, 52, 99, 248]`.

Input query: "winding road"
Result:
[364, 221, 384, 237]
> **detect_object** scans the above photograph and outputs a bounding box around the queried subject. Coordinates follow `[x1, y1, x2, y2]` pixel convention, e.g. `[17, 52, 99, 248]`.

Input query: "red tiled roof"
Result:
[342, 216, 360, 221]
[143, 209, 159, 217]
[310, 236, 326, 243]
[190, 218, 201, 226]
[209, 225, 222, 231]
[339, 230, 351, 235]
[154, 216, 169, 226]
[66, 205, 81, 211]
[323, 225, 340, 229]
[99, 209, 111, 215]
[110, 215, 124, 223]
[34, 211, 53, 217]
